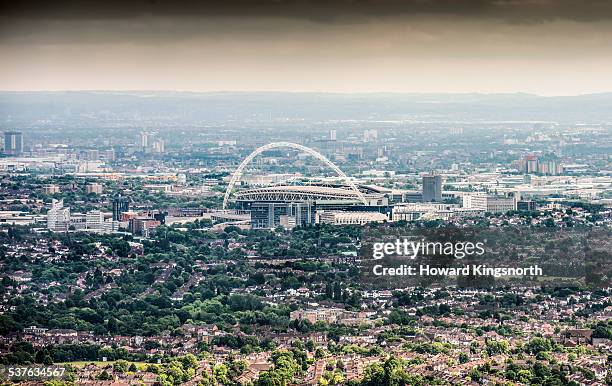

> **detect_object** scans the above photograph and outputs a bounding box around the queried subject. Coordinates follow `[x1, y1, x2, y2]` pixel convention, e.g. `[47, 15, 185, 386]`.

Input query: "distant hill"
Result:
[1, 91, 612, 124]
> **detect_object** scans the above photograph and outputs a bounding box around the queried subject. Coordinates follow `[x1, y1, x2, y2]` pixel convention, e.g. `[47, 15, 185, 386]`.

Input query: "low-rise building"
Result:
[318, 211, 388, 225]
[86, 183, 103, 194]
[464, 194, 516, 213]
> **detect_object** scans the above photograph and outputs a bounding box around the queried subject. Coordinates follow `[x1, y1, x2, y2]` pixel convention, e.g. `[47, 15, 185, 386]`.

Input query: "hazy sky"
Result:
[2, 0, 612, 95]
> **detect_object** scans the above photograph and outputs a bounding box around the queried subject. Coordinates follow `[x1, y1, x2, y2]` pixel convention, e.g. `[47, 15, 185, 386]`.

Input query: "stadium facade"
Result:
[235, 184, 391, 230]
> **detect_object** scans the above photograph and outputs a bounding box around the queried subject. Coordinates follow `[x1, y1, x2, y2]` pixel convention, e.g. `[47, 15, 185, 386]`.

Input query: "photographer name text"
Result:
[372, 264, 543, 278]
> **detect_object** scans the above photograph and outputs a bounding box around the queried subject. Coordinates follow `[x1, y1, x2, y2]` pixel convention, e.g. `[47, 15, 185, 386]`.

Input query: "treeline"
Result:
[0, 342, 160, 365]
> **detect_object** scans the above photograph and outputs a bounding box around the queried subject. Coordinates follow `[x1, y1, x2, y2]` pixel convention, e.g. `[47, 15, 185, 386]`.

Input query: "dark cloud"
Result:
[1, 0, 612, 23]
[1, 0, 612, 94]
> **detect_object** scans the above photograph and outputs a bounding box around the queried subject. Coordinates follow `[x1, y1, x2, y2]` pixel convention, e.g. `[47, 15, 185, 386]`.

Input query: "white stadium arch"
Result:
[222, 142, 367, 209]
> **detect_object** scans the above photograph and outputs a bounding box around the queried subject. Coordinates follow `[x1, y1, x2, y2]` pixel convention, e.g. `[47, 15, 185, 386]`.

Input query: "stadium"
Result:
[223, 142, 392, 229]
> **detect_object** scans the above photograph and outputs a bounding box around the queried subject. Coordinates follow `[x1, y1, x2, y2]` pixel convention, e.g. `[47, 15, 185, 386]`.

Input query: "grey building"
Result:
[112, 195, 130, 221]
[517, 200, 537, 211]
[422, 174, 442, 202]
[250, 201, 316, 230]
[3, 131, 23, 155]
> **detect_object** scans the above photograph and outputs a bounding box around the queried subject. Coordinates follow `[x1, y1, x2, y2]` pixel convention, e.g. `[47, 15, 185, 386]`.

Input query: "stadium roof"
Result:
[235, 185, 384, 203]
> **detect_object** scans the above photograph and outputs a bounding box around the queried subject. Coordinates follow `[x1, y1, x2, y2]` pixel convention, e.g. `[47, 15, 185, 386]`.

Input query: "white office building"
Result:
[465, 195, 516, 213]
[47, 199, 70, 232]
[318, 211, 388, 225]
[86, 210, 104, 230]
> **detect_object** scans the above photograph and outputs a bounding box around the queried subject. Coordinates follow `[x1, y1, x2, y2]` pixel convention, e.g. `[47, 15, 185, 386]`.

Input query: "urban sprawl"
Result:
[0, 98, 611, 386]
